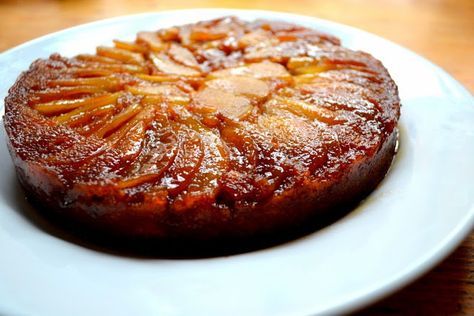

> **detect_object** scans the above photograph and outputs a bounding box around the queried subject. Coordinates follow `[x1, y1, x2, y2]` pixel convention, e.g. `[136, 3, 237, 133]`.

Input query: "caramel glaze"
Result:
[4, 17, 400, 239]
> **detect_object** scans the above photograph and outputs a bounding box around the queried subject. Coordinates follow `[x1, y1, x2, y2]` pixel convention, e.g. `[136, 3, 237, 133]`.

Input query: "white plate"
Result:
[0, 9, 473, 316]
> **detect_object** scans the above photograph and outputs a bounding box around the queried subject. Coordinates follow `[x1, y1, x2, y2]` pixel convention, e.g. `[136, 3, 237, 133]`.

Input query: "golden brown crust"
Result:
[4, 17, 400, 239]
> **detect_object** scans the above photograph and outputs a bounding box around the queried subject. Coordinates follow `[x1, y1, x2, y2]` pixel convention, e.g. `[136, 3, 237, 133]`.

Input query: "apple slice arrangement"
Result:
[4, 17, 400, 239]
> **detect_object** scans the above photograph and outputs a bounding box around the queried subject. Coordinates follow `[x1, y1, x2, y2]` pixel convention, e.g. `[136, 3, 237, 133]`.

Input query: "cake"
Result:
[4, 17, 400, 240]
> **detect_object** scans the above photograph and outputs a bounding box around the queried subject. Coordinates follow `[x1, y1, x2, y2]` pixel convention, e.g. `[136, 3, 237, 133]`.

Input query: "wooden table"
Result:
[1, 0, 472, 314]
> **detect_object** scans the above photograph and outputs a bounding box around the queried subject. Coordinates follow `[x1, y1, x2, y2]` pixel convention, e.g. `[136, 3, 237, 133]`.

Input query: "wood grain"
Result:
[0, 0, 473, 314]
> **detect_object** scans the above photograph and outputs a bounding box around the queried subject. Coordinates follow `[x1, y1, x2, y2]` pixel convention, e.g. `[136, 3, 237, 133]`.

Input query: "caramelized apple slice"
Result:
[68, 104, 116, 127]
[293, 74, 321, 84]
[168, 44, 200, 69]
[243, 121, 290, 201]
[94, 103, 143, 138]
[101, 103, 155, 145]
[136, 74, 204, 89]
[105, 121, 148, 172]
[128, 86, 190, 105]
[193, 87, 252, 120]
[96, 46, 145, 65]
[218, 122, 258, 201]
[189, 28, 227, 42]
[110, 120, 147, 166]
[55, 103, 116, 125]
[220, 122, 257, 170]
[160, 129, 204, 197]
[47, 76, 121, 90]
[256, 110, 331, 174]
[75, 113, 113, 136]
[205, 76, 270, 101]
[85, 63, 148, 74]
[136, 31, 165, 51]
[137, 138, 178, 178]
[67, 68, 114, 78]
[287, 57, 334, 75]
[208, 61, 291, 80]
[158, 27, 180, 41]
[149, 52, 201, 76]
[129, 140, 178, 180]
[126, 84, 188, 100]
[72, 95, 144, 137]
[167, 107, 229, 203]
[31, 86, 107, 103]
[76, 54, 120, 64]
[74, 56, 148, 73]
[237, 29, 274, 48]
[142, 96, 189, 108]
[136, 74, 180, 82]
[70, 63, 147, 75]
[243, 40, 318, 63]
[115, 174, 161, 189]
[43, 134, 107, 171]
[120, 111, 179, 186]
[33, 92, 120, 115]
[268, 96, 347, 125]
[76, 119, 148, 181]
[113, 40, 147, 53]
[188, 131, 227, 187]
